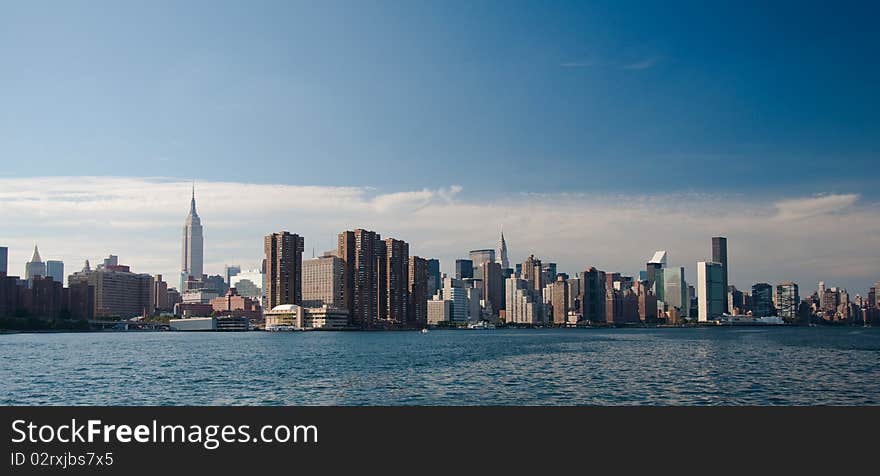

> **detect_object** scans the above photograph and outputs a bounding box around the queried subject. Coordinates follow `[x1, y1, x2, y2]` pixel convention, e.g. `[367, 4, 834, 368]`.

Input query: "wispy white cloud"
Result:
[623, 57, 661, 70]
[0, 177, 878, 293]
[773, 194, 858, 221]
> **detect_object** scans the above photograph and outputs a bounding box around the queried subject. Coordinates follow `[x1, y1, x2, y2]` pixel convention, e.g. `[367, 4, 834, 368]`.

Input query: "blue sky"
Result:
[2, 0, 877, 196]
[1, 2, 878, 292]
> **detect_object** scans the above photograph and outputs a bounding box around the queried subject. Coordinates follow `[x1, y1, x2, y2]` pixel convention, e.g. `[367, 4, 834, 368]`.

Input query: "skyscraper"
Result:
[550, 275, 569, 325]
[426, 258, 441, 297]
[46, 260, 64, 283]
[25, 245, 46, 280]
[381, 238, 409, 323]
[662, 266, 687, 316]
[697, 261, 725, 322]
[455, 259, 474, 280]
[645, 250, 666, 293]
[338, 229, 383, 328]
[181, 186, 204, 290]
[751, 283, 774, 317]
[443, 277, 468, 323]
[408, 256, 428, 327]
[712, 237, 729, 313]
[522, 255, 543, 292]
[776, 282, 799, 322]
[0, 246, 7, 276]
[302, 254, 345, 308]
[224, 265, 241, 288]
[264, 231, 305, 309]
[482, 261, 504, 315]
[581, 267, 606, 323]
[497, 228, 509, 270]
[468, 249, 495, 281]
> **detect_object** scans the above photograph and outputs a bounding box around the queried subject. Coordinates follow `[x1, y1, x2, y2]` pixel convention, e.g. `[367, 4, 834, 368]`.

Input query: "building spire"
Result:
[497, 226, 509, 269]
[31, 245, 42, 263]
[190, 181, 197, 216]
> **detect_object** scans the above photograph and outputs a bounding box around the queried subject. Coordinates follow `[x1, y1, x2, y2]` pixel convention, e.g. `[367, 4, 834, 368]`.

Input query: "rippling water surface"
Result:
[2, 327, 879, 405]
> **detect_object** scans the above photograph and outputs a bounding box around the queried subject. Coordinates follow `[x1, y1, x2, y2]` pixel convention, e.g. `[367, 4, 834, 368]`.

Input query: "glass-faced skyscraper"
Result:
[180, 186, 204, 290]
[775, 282, 799, 321]
[662, 266, 687, 317]
[0, 246, 7, 275]
[751, 283, 774, 317]
[46, 260, 64, 283]
[697, 261, 725, 322]
[711, 237, 728, 313]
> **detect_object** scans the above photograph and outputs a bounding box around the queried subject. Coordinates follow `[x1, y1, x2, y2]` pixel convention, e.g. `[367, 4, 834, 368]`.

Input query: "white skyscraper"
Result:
[180, 185, 204, 290]
[697, 261, 725, 322]
[497, 228, 509, 270]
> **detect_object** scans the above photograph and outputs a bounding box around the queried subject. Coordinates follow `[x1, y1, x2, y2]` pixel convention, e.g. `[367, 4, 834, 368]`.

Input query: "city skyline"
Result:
[2, 1, 878, 295]
[0, 176, 877, 295]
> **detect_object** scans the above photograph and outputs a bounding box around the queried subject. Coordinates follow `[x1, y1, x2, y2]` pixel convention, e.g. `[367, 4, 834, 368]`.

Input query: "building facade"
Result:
[69, 257, 154, 318]
[712, 237, 729, 313]
[775, 282, 799, 322]
[46, 260, 64, 283]
[408, 256, 428, 327]
[180, 187, 204, 290]
[264, 231, 305, 309]
[25, 245, 46, 281]
[455, 259, 473, 280]
[697, 261, 725, 322]
[382, 238, 409, 324]
[302, 254, 345, 308]
[338, 229, 383, 328]
[550, 276, 569, 325]
[751, 283, 774, 317]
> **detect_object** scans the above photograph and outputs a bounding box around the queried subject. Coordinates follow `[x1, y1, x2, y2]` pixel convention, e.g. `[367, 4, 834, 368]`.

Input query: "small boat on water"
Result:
[265, 325, 299, 332]
[467, 321, 496, 330]
[420, 328, 429, 334]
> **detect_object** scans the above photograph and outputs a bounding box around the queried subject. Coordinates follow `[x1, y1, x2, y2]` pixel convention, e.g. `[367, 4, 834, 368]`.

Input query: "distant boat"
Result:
[266, 325, 299, 332]
[420, 328, 429, 334]
[467, 321, 496, 330]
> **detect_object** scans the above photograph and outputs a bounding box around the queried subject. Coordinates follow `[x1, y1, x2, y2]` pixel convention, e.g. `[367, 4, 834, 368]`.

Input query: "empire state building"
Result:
[180, 186, 204, 290]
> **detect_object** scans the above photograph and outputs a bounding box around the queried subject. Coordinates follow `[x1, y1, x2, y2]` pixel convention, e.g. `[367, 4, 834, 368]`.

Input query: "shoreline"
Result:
[1, 322, 872, 335]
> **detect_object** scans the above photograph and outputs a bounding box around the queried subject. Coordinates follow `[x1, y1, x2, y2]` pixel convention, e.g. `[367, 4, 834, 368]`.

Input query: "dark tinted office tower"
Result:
[645, 262, 662, 288]
[751, 282, 774, 317]
[382, 238, 409, 323]
[426, 259, 441, 297]
[712, 237, 729, 313]
[408, 256, 428, 326]
[264, 231, 305, 309]
[338, 229, 382, 328]
[483, 261, 504, 314]
[728, 286, 746, 313]
[0, 246, 7, 276]
[581, 267, 606, 323]
[455, 259, 473, 280]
